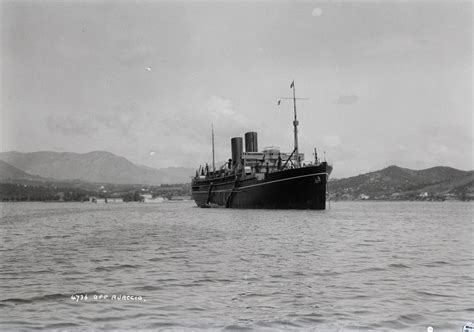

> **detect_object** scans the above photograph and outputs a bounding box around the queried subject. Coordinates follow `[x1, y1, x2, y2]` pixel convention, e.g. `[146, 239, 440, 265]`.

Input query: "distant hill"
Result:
[0, 151, 194, 185]
[0, 160, 44, 181]
[1, 152, 472, 201]
[329, 165, 473, 201]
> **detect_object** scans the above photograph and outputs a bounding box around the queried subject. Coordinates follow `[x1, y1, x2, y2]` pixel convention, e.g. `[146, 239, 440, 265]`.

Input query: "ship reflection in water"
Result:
[192, 81, 332, 209]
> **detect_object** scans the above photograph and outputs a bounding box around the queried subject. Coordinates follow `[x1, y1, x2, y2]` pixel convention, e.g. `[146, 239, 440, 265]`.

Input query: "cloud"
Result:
[335, 94, 359, 105]
[46, 103, 144, 137]
[207, 95, 235, 120]
[323, 135, 342, 148]
[95, 104, 143, 134]
[361, 35, 421, 58]
[46, 115, 97, 136]
[205, 95, 252, 135]
[312, 8, 322, 17]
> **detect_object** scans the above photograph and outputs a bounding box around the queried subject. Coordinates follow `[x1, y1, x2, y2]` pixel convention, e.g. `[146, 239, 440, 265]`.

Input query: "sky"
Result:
[0, 0, 472, 178]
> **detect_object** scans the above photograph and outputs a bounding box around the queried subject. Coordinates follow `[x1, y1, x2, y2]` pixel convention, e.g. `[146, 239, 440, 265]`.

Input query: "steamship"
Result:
[191, 81, 332, 209]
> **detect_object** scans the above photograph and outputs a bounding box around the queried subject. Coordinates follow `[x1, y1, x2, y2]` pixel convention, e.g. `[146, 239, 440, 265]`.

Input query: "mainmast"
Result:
[277, 81, 307, 168]
[291, 80, 300, 168]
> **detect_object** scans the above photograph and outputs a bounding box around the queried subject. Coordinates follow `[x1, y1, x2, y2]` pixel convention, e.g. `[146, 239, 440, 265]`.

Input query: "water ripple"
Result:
[0, 201, 472, 330]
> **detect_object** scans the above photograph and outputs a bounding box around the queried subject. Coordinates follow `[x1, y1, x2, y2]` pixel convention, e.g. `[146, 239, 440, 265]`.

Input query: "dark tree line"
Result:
[122, 191, 145, 202]
[0, 182, 192, 202]
[0, 183, 95, 202]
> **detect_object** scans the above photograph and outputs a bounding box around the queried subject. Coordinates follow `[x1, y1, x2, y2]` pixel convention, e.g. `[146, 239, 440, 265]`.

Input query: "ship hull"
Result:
[192, 164, 330, 209]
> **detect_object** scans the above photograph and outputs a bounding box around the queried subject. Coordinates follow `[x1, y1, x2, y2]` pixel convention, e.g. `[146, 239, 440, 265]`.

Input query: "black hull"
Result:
[192, 164, 330, 210]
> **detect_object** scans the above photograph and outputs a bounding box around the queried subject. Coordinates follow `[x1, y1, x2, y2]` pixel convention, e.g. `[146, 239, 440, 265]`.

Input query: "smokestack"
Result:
[230, 137, 243, 166]
[244, 132, 258, 152]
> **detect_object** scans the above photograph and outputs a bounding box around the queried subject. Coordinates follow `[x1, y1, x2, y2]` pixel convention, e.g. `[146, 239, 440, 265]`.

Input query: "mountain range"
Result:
[0, 151, 194, 185]
[0, 151, 472, 200]
[329, 165, 473, 201]
[0, 160, 44, 182]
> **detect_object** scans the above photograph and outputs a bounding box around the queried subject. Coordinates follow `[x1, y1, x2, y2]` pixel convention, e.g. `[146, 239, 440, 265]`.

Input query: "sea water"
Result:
[0, 201, 472, 330]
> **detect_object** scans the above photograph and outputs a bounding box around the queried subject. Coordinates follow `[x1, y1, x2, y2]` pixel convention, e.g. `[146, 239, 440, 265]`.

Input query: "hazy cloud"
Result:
[335, 95, 359, 105]
[205, 95, 252, 135]
[2, 2, 471, 177]
[207, 96, 235, 120]
[46, 115, 97, 136]
[361, 35, 421, 58]
[323, 135, 342, 148]
[312, 8, 323, 17]
[95, 104, 143, 135]
[46, 104, 143, 137]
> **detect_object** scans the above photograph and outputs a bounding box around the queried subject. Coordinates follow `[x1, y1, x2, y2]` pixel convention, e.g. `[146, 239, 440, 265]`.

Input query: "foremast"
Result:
[290, 80, 300, 168]
[211, 123, 215, 172]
